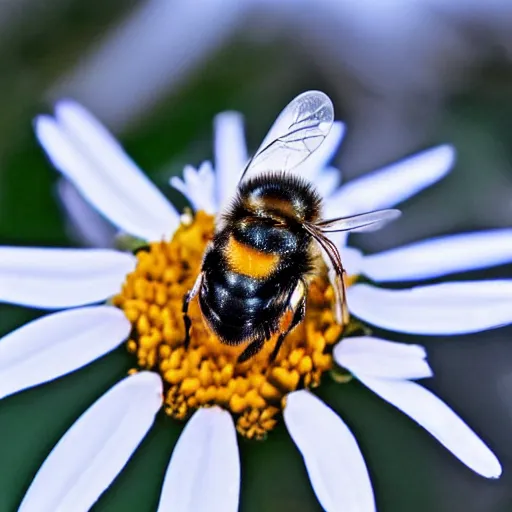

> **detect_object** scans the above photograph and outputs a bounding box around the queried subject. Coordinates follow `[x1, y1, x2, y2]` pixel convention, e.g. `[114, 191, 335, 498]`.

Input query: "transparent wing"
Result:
[315, 209, 401, 233]
[238, 90, 334, 184]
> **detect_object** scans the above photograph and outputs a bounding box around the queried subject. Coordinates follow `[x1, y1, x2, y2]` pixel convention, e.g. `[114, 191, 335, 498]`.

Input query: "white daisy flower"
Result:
[3, 98, 507, 512]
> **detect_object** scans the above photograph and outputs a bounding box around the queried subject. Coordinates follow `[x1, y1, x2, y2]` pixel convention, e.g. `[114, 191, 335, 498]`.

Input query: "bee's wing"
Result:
[238, 90, 334, 184]
[315, 209, 401, 233]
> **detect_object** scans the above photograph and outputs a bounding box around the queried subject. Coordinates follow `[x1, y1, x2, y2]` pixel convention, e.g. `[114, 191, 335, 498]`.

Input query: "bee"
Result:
[183, 91, 400, 363]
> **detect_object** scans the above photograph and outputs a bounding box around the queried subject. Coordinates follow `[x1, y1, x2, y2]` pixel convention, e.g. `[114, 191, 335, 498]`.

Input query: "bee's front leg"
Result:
[237, 337, 266, 363]
[182, 273, 203, 349]
[269, 293, 306, 363]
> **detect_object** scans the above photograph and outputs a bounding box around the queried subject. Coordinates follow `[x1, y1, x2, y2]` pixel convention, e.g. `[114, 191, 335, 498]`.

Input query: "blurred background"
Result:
[1, 1, 512, 511]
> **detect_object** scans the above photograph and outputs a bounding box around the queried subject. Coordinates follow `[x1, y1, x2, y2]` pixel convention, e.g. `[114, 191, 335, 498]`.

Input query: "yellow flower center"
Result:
[113, 211, 350, 439]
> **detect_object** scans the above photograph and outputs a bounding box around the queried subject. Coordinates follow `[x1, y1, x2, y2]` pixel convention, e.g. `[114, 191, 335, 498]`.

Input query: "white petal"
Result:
[157, 407, 239, 512]
[36, 101, 179, 241]
[0, 247, 135, 309]
[299, 122, 345, 181]
[170, 162, 217, 214]
[214, 111, 247, 209]
[329, 231, 349, 252]
[19, 372, 163, 512]
[0, 306, 130, 400]
[197, 161, 217, 212]
[56, 101, 179, 236]
[315, 166, 341, 198]
[334, 336, 432, 380]
[284, 390, 375, 512]
[57, 178, 117, 248]
[358, 376, 501, 478]
[340, 246, 364, 276]
[348, 281, 512, 335]
[324, 145, 455, 218]
[361, 229, 512, 282]
[170, 174, 194, 206]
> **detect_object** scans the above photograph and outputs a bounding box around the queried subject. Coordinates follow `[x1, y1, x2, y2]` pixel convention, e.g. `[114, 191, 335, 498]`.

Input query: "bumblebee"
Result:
[183, 91, 400, 363]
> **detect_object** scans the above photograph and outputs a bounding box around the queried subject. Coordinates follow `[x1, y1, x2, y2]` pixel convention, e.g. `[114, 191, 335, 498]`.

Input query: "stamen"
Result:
[113, 211, 351, 439]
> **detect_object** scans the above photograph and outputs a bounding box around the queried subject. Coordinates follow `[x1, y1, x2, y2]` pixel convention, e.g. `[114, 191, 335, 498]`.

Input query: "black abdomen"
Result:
[200, 257, 290, 343]
[199, 173, 319, 345]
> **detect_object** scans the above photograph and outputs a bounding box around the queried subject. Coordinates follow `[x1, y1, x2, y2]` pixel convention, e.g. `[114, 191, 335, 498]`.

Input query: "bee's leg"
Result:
[340, 268, 350, 327]
[269, 294, 306, 363]
[237, 337, 265, 363]
[182, 273, 203, 350]
[269, 282, 306, 363]
[330, 267, 349, 326]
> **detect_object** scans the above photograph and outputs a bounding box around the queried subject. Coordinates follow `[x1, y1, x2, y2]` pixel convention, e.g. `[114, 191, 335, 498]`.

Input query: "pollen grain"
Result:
[113, 211, 345, 440]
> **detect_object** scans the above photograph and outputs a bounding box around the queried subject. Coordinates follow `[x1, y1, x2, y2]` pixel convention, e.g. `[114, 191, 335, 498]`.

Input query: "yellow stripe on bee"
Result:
[226, 236, 279, 278]
[247, 196, 299, 218]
